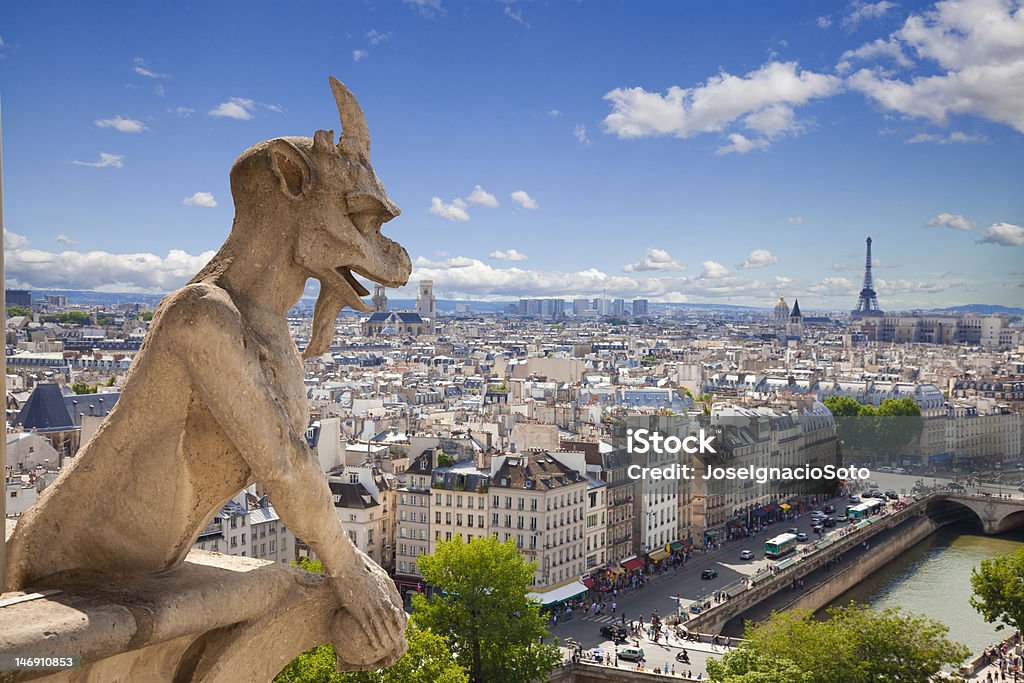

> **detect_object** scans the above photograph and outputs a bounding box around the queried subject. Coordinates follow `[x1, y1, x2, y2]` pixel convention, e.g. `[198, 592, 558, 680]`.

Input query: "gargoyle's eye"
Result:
[351, 212, 385, 234]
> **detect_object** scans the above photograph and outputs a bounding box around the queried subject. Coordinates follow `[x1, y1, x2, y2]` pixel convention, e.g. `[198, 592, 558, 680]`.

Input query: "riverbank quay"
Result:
[686, 499, 934, 633]
[964, 631, 1023, 682]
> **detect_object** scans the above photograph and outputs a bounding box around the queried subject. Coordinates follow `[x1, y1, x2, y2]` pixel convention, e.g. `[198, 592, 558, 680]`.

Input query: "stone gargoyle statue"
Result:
[4, 77, 410, 672]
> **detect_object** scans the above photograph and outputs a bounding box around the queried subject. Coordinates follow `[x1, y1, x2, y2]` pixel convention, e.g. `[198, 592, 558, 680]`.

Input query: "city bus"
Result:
[847, 500, 884, 519]
[764, 533, 799, 558]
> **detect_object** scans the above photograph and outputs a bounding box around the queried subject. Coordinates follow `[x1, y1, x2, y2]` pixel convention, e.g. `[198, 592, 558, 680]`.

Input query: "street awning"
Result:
[527, 580, 589, 606]
[582, 577, 595, 589]
[622, 558, 645, 572]
[649, 548, 670, 562]
[779, 503, 791, 510]
[752, 508, 768, 517]
[668, 540, 685, 552]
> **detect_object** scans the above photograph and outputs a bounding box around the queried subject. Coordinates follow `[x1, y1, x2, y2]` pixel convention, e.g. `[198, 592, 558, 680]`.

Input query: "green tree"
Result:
[275, 626, 469, 683]
[711, 605, 968, 683]
[275, 559, 469, 683]
[139, 310, 154, 321]
[71, 382, 98, 395]
[970, 546, 1024, 634]
[412, 535, 560, 683]
[6, 306, 32, 318]
[706, 648, 812, 683]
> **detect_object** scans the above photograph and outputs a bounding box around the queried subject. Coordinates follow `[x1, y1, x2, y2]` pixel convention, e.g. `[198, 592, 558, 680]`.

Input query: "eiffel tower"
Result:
[851, 236, 884, 318]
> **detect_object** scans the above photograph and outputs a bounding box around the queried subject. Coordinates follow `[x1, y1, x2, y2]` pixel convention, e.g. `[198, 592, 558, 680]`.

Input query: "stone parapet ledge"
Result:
[0, 545, 340, 683]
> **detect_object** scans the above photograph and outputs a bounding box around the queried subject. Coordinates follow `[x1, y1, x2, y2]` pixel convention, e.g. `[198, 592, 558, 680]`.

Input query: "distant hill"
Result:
[930, 304, 1024, 315]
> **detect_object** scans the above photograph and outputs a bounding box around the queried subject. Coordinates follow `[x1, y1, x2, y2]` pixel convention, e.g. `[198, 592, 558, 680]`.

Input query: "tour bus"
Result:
[764, 532, 799, 558]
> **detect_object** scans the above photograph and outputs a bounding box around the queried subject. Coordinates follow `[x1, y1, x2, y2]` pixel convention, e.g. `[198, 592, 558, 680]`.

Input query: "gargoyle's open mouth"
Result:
[337, 266, 371, 297]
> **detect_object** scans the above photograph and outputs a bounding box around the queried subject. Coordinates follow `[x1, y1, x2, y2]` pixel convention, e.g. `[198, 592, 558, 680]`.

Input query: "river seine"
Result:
[823, 522, 1024, 654]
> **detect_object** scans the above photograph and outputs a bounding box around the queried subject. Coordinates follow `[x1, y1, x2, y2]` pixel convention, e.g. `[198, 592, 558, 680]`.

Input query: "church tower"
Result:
[371, 285, 388, 313]
[416, 280, 436, 321]
[787, 298, 804, 340]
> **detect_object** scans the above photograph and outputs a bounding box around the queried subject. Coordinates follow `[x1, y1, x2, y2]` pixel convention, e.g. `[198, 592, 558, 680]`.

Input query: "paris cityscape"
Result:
[3, 1, 1024, 682]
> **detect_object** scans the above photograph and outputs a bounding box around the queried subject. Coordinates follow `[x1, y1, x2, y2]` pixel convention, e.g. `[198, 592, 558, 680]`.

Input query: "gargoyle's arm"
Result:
[163, 284, 357, 580]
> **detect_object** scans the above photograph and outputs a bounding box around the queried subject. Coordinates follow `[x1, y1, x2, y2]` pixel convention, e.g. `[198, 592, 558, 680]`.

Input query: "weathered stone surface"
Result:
[2, 76, 410, 677]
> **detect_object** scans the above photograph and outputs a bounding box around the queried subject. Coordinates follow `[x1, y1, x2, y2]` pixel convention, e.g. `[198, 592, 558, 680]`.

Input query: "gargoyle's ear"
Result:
[268, 139, 314, 199]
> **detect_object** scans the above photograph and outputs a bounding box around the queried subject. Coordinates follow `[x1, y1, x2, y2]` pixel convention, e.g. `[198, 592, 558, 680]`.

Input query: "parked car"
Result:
[895, 468, 909, 475]
[600, 625, 627, 642]
[812, 525, 824, 534]
[618, 647, 645, 662]
[788, 527, 800, 535]
[836, 513, 848, 522]
[877, 466, 893, 473]
[823, 504, 836, 513]
[796, 532, 809, 542]
[886, 490, 899, 500]
[849, 495, 861, 503]
[948, 482, 965, 491]
[701, 568, 719, 580]
[739, 550, 755, 560]
[823, 517, 837, 527]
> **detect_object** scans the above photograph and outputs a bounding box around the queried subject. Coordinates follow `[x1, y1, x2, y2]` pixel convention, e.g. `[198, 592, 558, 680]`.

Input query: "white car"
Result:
[740, 550, 755, 560]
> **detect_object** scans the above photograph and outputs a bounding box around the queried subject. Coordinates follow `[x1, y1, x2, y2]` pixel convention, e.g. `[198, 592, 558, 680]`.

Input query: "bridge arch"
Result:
[926, 494, 1024, 535]
[925, 497, 983, 531]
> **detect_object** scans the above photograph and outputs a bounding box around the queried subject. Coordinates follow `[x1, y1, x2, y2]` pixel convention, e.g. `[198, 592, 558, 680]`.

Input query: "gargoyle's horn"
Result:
[329, 76, 370, 158]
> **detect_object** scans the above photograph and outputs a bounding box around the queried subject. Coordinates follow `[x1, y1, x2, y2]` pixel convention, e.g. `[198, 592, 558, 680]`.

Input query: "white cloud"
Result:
[5, 229, 29, 250]
[429, 196, 470, 222]
[208, 97, 255, 120]
[172, 106, 195, 118]
[715, 133, 770, 155]
[808, 276, 857, 297]
[701, 261, 730, 278]
[55, 234, 77, 246]
[72, 152, 124, 168]
[133, 57, 167, 79]
[737, 249, 779, 269]
[547, 109, 562, 118]
[573, 124, 592, 145]
[510, 190, 538, 209]
[787, 216, 805, 224]
[366, 29, 392, 45]
[403, 0, 445, 17]
[817, 15, 833, 28]
[183, 192, 218, 208]
[847, 0, 1024, 133]
[978, 222, 1024, 247]
[837, 37, 911, 73]
[603, 61, 841, 149]
[5, 246, 217, 294]
[466, 185, 499, 208]
[926, 212, 973, 230]
[842, 1, 898, 30]
[95, 115, 147, 133]
[353, 49, 369, 63]
[907, 131, 987, 144]
[503, 6, 530, 27]
[490, 249, 528, 261]
[623, 248, 684, 273]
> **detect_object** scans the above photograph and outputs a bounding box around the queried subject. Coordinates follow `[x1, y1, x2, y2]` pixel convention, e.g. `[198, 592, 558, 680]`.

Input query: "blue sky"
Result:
[2, 0, 1022, 310]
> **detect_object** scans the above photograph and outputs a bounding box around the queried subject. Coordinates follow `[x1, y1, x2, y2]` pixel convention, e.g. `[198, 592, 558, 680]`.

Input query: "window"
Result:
[269, 540, 276, 553]
[260, 543, 266, 555]
[530, 499, 537, 511]
[230, 517, 238, 529]
[456, 495, 463, 508]
[231, 537, 238, 548]
[241, 533, 246, 546]
[349, 473, 359, 484]
[435, 494, 442, 505]
[435, 512, 441, 524]
[348, 530, 357, 545]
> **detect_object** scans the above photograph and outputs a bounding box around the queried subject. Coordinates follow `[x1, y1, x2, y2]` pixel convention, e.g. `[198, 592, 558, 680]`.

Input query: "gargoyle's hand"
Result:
[330, 551, 408, 669]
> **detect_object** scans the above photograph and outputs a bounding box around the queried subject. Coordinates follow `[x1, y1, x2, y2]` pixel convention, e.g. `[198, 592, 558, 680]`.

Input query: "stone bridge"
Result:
[925, 492, 1024, 534]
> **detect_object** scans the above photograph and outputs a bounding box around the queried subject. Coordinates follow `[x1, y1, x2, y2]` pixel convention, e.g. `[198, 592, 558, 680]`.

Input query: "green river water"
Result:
[823, 522, 1024, 655]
